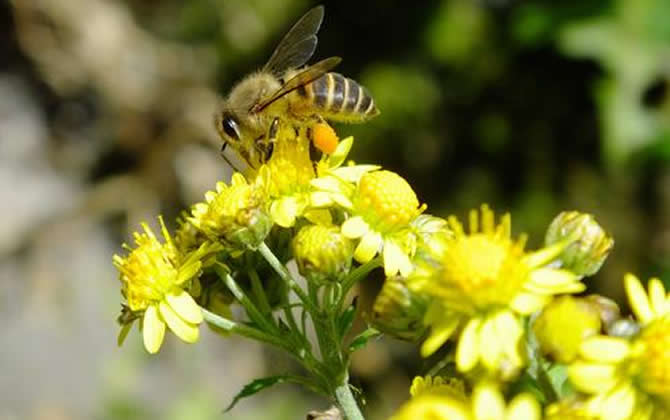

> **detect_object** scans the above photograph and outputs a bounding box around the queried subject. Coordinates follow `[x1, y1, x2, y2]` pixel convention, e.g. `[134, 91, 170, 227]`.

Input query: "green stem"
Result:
[258, 242, 310, 304]
[536, 360, 560, 403]
[201, 308, 286, 349]
[341, 257, 382, 295]
[335, 378, 365, 420]
[249, 269, 273, 316]
[214, 264, 276, 334]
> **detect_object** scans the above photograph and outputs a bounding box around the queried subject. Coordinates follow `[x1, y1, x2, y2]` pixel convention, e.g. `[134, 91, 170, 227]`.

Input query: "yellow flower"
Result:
[389, 383, 541, 420]
[409, 376, 466, 401]
[533, 296, 602, 363]
[410, 205, 583, 378]
[253, 126, 327, 227]
[568, 274, 670, 420]
[328, 169, 426, 277]
[292, 224, 354, 283]
[371, 275, 428, 341]
[113, 217, 214, 354]
[189, 172, 272, 250]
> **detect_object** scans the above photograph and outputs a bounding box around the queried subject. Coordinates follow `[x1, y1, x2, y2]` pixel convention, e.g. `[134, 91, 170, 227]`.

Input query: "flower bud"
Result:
[545, 211, 614, 277]
[371, 275, 428, 341]
[189, 173, 272, 250]
[293, 224, 354, 283]
[533, 296, 601, 363]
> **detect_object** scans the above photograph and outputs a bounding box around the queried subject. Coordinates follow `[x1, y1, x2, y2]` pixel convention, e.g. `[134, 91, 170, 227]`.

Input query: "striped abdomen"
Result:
[295, 72, 379, 122]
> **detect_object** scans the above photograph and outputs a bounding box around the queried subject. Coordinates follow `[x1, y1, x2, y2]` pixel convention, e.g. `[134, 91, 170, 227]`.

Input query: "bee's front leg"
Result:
[255, 117, 280, 163]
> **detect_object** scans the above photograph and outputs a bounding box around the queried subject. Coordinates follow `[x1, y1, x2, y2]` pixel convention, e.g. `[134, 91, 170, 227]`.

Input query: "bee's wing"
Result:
[252, 56, 341, 113]
[263, 5, 324, 76]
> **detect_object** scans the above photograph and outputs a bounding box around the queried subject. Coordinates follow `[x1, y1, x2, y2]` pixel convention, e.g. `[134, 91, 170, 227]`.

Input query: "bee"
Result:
[215, 5, 379, 170]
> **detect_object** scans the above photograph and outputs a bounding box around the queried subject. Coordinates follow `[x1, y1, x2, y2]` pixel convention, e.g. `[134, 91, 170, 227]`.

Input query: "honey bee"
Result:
[215, 5, 379, 170]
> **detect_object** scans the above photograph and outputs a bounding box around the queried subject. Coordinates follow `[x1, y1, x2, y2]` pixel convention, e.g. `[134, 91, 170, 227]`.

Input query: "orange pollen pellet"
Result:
[312, 122, 339, 155]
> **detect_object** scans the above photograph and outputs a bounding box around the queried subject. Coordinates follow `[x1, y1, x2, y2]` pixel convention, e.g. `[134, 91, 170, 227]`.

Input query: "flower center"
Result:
[121, 239, 177, 310]
[263, 129, 315, 196]
[441, 234, 528, 310]
[357, 170, 421, 231]
[633, 316, 670, 399]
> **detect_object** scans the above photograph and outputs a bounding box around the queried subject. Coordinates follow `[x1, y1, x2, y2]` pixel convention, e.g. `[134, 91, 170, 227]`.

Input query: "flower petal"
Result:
[505, 394, 541, 420]
[526, 268, 581, 294]
[311, 176, 344, 192]
[598, 383, 635, 420]
[332, 165, 380, 183]
[328, 136, 353, 169]
[568, 362, 619, 393]
[510, 292, 550, 315]
[159, 300, 199, 344]
[270, 197, 299, 228]
[648, 277, 667, 317]
[625, 273, 653, 323]
[383, 240, 412, 277]
[479, 317, 502, 371]
[456, 318, 481, 372]
[176, 261, 201, 285]
[143, 305, 166, 354]
[310, 191, 334, 207]
[342, 216, 369, 239]
[523, 242, 565, 268]
[353, 231, 382, 263]
[579, 336, 630, 363]
[421, 316, 460, 357]
[473, 385, 505, 420]
[166, 289, 203, 324]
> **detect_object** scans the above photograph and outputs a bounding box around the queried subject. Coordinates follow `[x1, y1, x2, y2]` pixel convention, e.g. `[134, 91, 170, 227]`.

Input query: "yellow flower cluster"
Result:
[112, 122, 670, 420]
[568, 274, 670, 420]
[408, 205, 584, 378]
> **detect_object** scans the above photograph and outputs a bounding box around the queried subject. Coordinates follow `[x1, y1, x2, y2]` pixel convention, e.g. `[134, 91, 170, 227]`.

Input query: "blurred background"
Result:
[2, 0, 670, 419]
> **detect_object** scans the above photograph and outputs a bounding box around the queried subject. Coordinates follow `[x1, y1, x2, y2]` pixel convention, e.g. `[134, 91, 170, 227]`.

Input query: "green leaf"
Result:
[348, 328, 381, 353]
[224, 375, 291, 412]
[337, 302, 357, 339]
[547, 363, 575, 399]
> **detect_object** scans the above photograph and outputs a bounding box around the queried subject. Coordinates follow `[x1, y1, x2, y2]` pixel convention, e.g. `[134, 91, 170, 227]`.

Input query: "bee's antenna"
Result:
[220, 143, 243, 173]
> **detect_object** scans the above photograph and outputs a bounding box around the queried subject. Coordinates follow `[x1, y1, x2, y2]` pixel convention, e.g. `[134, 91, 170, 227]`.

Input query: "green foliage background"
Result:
[2, 0, 669, 419]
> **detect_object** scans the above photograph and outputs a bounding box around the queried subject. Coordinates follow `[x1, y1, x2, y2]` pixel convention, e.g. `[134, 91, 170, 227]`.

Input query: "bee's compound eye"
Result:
[221, 115, 241, 141]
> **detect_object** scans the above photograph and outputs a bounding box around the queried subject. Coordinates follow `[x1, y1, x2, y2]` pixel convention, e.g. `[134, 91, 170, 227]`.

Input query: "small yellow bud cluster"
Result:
[293, 224, 354, 283]
[189, 173, 272, 250]
[356, 170, 424, 231]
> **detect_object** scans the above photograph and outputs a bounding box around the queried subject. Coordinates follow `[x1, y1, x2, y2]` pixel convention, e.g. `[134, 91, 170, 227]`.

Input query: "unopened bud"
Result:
[293, 224, 354, 283]
[545, 211, 614, 277]
[371, 275, 428, 341]
[533, 296, 601, 363]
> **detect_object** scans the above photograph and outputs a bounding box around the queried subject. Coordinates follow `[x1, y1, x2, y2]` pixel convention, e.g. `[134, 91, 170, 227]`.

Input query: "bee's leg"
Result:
[255, 118, 280, 163]
[268, 117, 280, 143]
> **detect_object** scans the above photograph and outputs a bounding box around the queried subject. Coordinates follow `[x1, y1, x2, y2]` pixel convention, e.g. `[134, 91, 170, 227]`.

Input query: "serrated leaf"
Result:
[348, 328, 381, 353]
[224, 375, 291, 412]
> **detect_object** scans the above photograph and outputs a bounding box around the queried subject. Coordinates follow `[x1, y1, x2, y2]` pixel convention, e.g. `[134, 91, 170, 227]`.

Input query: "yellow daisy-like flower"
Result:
[253, 126, 328, 228]
[113, 217, 213, 354]
[568, 273, 670, 420]
[409, 375, 467, 401]
[389, 383, 541, 420]
[188, 172, 272, 250]
[315, 167, 425, 277]
[410, 205, 583, 378]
